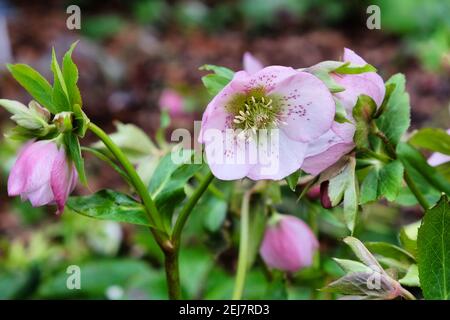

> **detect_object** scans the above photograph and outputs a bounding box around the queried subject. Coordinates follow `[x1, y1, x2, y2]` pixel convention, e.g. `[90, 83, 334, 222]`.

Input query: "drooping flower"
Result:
[260, 214, 319, 272]
[302, 48, 386, 175]
[199, 65, 335, 180]
[8, 140, 78, 214]
[428, 129, 450, 166]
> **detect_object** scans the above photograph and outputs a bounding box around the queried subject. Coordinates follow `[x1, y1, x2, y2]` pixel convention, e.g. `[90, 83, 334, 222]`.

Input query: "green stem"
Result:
[165, 250, 181, 300]
[172, 170, 215, 244]
[88, 123, 165, 231]
[232, 190, 252, 300]
[404, 170, 430, 210]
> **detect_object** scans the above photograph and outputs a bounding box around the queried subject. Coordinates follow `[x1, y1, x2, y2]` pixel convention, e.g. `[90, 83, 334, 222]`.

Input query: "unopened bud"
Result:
[53, 112, 74, 133]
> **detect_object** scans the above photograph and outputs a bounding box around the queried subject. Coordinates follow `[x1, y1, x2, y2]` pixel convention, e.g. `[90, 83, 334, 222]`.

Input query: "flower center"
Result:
[226, 88, 283, 134]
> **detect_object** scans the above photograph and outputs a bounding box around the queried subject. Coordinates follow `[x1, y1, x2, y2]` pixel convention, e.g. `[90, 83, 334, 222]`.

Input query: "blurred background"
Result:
[0, 0, 449, 299]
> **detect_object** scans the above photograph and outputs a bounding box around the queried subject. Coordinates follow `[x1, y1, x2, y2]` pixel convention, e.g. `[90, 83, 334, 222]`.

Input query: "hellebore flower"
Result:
[199, 65, 335, 180]
[302, 48, 386, 175]
[7, 140, 78, 214]
[260, 214, 319, 272]
[428, 129, 450, 166]
[243, 52, 264, 74]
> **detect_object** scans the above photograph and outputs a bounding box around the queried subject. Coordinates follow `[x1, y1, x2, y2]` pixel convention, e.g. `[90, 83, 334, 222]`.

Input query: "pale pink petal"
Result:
[333, 74, 385, 111]
[302, 142, 354, 175]
[243, 52, 264, 74]
[276, 71, 335, 142]
[204, 129, 253, 180]
[7, 141, 34, 196]
[23, 141, 58, 193]
[50, 147, 74, 214]
[23, 183, 54, 207]
[247, 130, 307, 180]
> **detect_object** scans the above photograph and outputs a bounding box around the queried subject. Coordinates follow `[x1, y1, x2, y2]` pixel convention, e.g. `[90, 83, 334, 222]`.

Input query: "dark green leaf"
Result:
[376, 74, 410, 146]
[67, 189, 152, 227]
[199, 64, 234, 79]
[409, 128, 450, 155]
[7, 64, 56, 113]
[417, 194, 450, 299]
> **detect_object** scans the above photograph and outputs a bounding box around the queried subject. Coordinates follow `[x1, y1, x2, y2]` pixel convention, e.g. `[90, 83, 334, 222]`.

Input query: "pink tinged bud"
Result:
[320, 181, 332, 209]
[158, 89, 184, 116]
[260, 215, 319, 272]
[7, 140, 78, 214]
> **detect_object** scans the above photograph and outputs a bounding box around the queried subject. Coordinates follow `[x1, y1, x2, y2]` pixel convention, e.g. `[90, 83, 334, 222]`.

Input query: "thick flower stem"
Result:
[232, 190, 252, 300]
[404, 170, 430, 210]
[165, 249, 181, 300]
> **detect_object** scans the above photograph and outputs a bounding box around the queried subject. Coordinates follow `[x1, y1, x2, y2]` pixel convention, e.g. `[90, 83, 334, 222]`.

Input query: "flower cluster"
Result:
[199, 48, 385, 180]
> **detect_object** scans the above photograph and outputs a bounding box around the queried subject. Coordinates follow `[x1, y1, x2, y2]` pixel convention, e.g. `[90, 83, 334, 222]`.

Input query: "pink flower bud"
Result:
[7, 140, 78, 214]
[260, 215, 319, 272]
[158, 89, 185, 116]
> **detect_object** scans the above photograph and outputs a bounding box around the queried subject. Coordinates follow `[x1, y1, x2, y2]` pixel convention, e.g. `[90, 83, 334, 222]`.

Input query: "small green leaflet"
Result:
[375, 74, 410, 146]
[199, 64, 234, 96]
[64, 132, 88, 185]
[417, 194, 450, 299]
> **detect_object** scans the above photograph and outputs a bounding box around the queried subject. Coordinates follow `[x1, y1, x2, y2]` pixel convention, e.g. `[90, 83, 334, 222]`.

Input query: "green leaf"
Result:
[417, 194, 450, 299]
[352, 95, 377, 148]
[397, 142, 450, 197]
[51, 48, 71, 112]
[247, 200, 268, 269]
[148, 150, 204, 225]
[285, 170, 301, 191]
[64, 133, 87, 185]
[67, 189, 152, 227]
[373, 83, 395, 118]
[200, 64, 234, 96]
[409, 128, 450, 155]
[62, 41, 82, 109]
[328, 157, 358, 232]
[375, 74, 410, 146]
[7, 64, 56, 113]
[360, 160, 404, 204]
